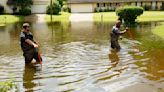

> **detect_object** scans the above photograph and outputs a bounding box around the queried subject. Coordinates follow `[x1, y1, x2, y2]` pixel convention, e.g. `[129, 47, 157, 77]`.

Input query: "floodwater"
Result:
[0, 21, 163, 92]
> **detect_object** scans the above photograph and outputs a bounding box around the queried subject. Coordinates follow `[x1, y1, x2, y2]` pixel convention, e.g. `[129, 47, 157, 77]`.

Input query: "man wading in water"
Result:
[20, 23, 42, 65]
[110, 20, 128, 51]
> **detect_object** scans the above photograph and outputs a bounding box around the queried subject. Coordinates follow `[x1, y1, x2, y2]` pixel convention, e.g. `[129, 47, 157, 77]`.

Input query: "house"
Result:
[0, 0, 50, 14]
[68, 0, 164, 13]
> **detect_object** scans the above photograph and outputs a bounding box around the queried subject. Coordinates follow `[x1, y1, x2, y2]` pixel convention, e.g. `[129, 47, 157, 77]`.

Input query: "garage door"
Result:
[31, 5, 47, 14]
[71, 4, 93, 13]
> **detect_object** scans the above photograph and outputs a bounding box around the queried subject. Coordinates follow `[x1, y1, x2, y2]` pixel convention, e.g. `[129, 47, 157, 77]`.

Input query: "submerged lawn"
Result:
[94, 11, 164, 22]
[45, 12, 70, 22]
[94, 12, 118, 22]
[152, 22, 164, 39]
[0, 15, 24, 26]
[138, 11, 164, 22]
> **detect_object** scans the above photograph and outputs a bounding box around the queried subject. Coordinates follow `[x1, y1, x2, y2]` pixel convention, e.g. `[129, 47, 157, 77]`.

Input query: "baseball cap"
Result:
[23, 23, 30, 28]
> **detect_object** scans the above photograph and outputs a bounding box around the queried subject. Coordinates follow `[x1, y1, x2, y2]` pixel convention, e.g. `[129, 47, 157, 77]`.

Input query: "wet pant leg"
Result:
[23, 49, 35, 64]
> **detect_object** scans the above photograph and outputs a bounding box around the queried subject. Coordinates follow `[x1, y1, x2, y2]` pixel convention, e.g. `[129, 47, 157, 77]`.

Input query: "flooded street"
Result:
[0, 21, 163, 92]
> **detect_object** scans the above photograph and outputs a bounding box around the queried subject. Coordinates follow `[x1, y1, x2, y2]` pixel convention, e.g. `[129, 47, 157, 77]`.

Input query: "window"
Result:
[97, 3, 99, 7]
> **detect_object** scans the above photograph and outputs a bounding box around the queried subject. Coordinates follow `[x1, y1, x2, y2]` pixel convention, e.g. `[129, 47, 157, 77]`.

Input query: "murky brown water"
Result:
[0, 21, 164, 92]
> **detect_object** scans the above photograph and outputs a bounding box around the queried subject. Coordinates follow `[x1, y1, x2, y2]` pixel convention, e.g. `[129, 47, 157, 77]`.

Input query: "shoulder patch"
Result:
[20, 32, 25, 38]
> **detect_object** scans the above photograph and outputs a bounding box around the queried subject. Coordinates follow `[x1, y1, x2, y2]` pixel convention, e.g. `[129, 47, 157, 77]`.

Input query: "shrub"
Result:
[62, 5, 70, 12]
[0, 80, 17, 92]
[19, 8, 31, 15]
[94, 7, 115, 12]
[116, 6, 144, 24]
[0, 5, 4, 14]
[104, 8, 108, 12]
[15, 0, 33, 9]
[94, 8, 99, 12]
[46, 0, 61, 15]
[68, 7, 71, 13]
[99, 8, 103, 12]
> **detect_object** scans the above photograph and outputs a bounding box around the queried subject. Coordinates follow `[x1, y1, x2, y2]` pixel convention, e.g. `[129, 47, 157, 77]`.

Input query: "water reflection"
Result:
[108, 50, 119, 67]
[0, 21, 163, 92]
[23, 65, 36, 92]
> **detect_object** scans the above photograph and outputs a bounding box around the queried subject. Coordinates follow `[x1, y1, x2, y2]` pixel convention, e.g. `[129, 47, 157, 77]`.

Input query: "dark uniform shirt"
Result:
[110, 26, 120, 41]
[20, 31, 34, 52]
[110, 26, 121, 50]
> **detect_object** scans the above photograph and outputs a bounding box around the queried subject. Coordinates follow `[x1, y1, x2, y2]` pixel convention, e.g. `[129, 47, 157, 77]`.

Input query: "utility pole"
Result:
[50, 0, 54, 42]
[50, 0, 53, 22]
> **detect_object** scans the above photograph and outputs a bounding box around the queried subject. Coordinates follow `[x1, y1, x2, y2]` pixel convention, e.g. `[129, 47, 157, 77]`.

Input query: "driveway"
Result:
[36, 14, 46, 23]
[24, 14, 46, 23]
[69, 13, 93, 22]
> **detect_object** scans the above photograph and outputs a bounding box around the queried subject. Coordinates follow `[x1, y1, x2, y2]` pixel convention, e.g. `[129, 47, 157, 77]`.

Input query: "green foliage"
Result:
[10, 0, 33, 15]
[94, 7, 115, 12]
[62, 5, 70, 12]
[99, 8, 103, 12]
[116, 6, 144, 24]
[57, 0, 67, 7]
[15, 0, 33, 8]
[0, 80, 17, 92]
[47, 0, 61, 15]
[19, 8, 31, 15]
[0, 5, 4, 14]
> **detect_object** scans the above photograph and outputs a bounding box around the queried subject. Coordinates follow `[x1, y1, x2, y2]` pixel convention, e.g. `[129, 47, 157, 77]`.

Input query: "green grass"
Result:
[94, 11, 164, 22]
[0, 80, 17, 92]
[152, 22, 164, 39]
[137, 11, 164, 22]
[45, 12, 70, 22]
[0, 15, 24, 25]
[94, 12, 118, 22]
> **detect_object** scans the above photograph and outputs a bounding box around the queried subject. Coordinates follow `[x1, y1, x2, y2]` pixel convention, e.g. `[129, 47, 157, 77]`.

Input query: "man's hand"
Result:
[120, 29, 127, 34]
[122, 27, 129, 33]
[33, 44, 38, 48]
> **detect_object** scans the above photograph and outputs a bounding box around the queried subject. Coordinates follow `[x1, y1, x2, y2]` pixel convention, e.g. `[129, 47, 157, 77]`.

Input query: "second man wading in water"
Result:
[110, 20, 128, 51]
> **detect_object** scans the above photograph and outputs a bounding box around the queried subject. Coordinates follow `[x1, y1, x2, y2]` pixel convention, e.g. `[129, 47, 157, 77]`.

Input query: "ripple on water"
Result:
[0, 39, 163, 92]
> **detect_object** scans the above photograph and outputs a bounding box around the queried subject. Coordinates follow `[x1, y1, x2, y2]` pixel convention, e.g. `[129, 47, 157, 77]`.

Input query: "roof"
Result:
[68, 0, 164, 4]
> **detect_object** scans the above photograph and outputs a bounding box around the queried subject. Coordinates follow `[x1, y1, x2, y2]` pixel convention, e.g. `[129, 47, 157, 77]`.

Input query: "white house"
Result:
[68, 0, 164, 13]
[32, 0, 50, 13]
[0, 0, 50, 14]
[1, 0, 13, 13]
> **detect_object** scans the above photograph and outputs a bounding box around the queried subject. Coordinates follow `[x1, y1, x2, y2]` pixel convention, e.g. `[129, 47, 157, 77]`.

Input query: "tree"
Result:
[7, 0, 33, 15]
[57, 0, 67, 7]
[47, 0, 61, 15]
[14, 0, 33, 15]
[116, 6, 144, 24]
[15, 0, 33, 9]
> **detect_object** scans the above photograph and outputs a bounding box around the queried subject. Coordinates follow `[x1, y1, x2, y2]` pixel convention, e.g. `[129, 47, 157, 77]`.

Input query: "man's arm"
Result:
[119, 27, 128, 34]
[119, 30, 126, 34]
[33, 38, 40, 46]
[25, 39, 38, 48]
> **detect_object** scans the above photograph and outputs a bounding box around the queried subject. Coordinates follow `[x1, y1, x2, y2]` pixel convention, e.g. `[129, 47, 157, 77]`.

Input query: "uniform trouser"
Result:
[23, 48, 42, 64]
[111, 40, 121, 51]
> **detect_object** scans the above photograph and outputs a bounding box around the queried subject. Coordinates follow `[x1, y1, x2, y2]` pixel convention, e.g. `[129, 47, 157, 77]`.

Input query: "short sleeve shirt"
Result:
[20, 31, 34, 52]
[112, 26, 120, 34]
[110, 26, 120, 41]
